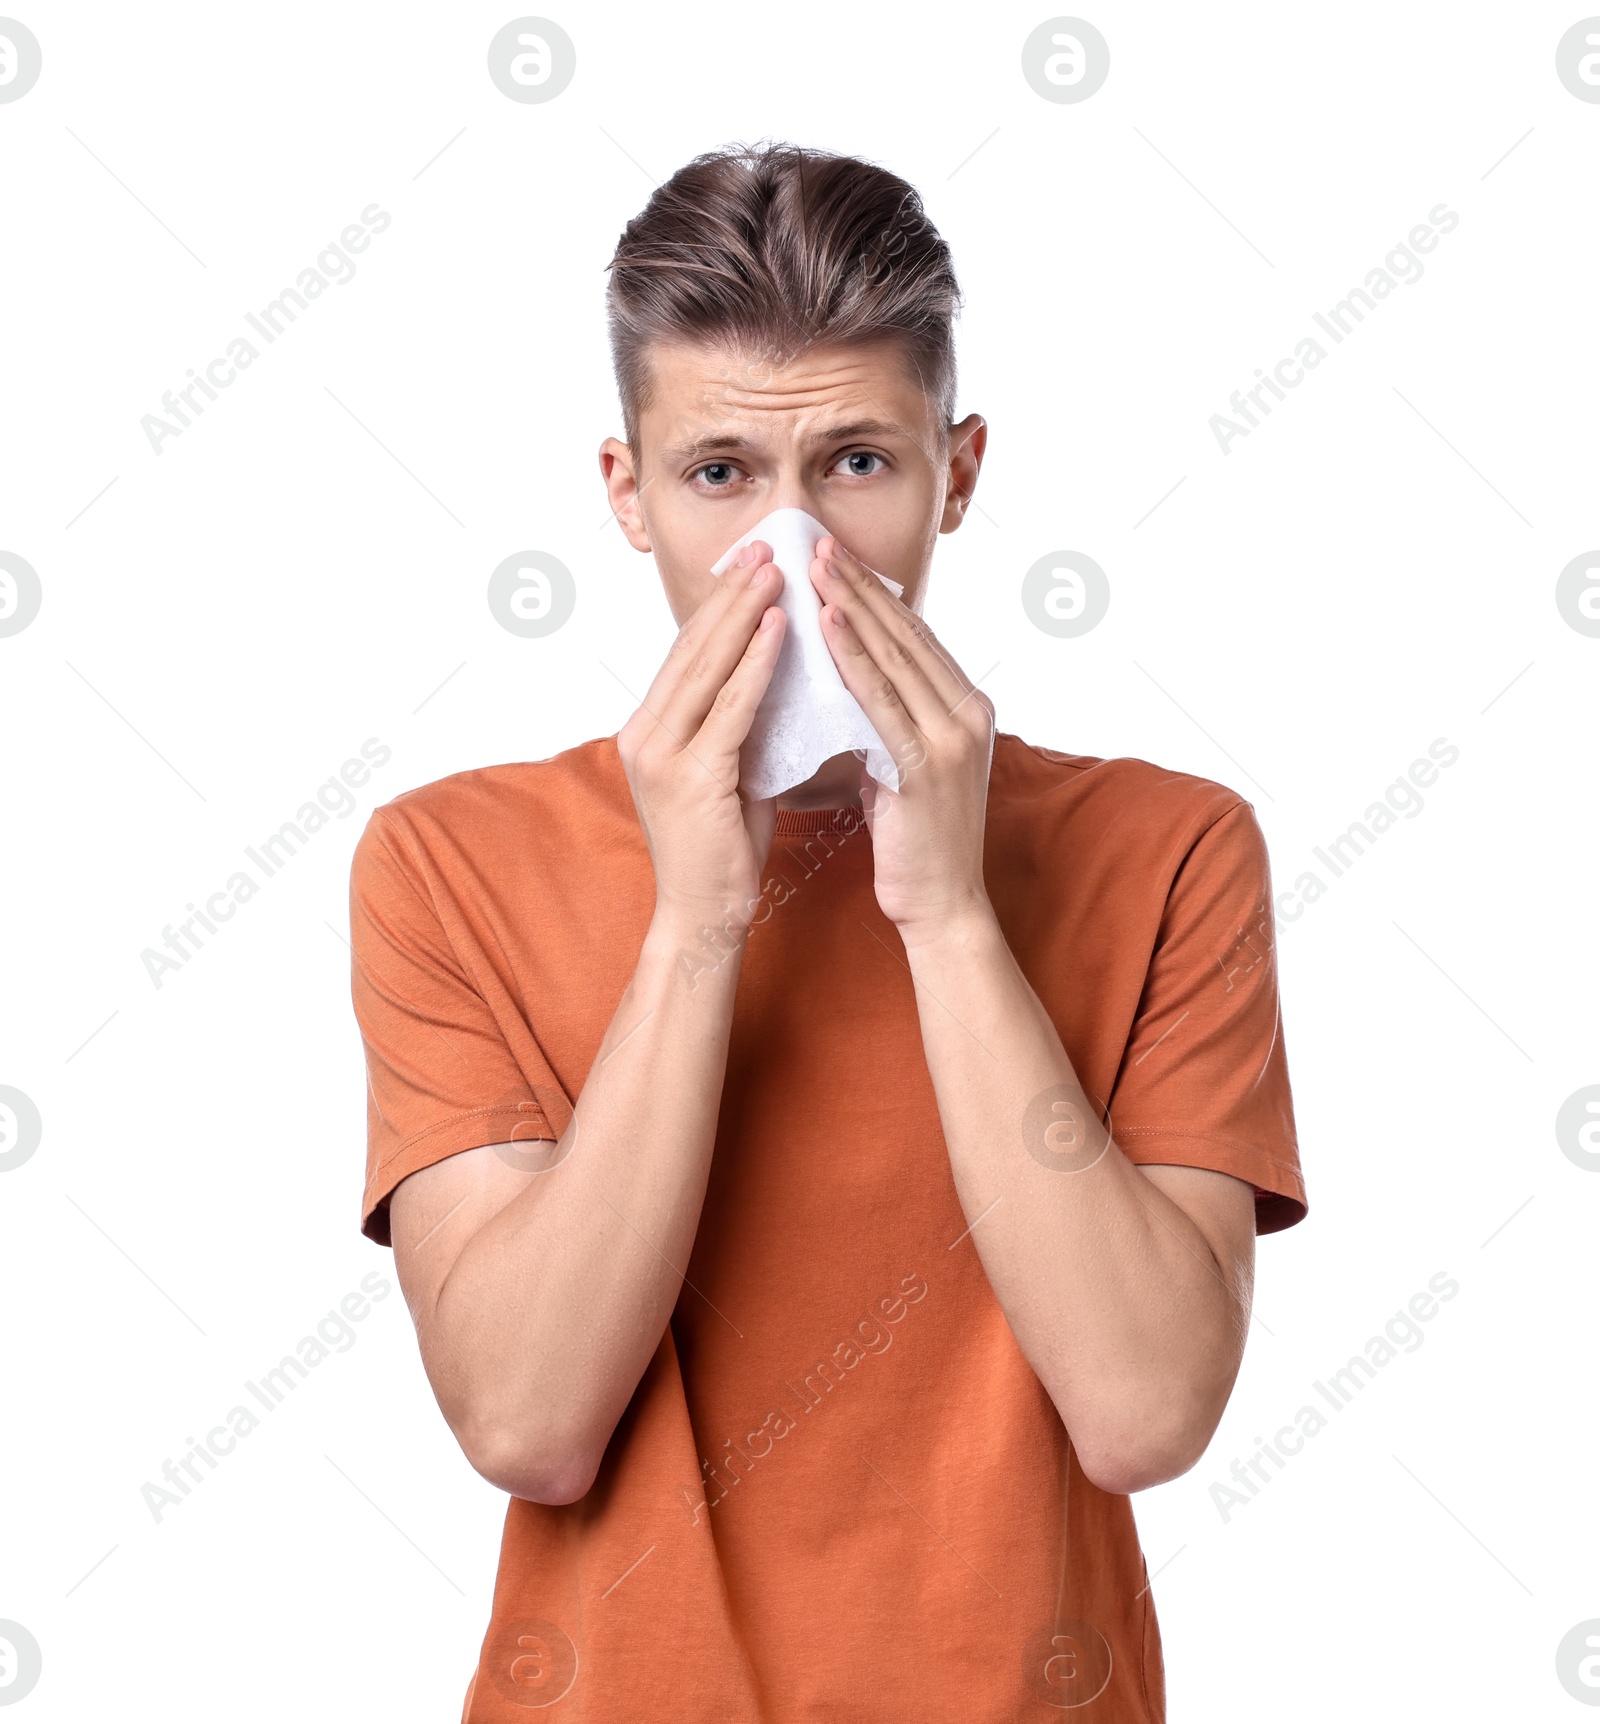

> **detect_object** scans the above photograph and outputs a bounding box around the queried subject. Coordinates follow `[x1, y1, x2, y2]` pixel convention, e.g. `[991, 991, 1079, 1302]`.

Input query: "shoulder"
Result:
[352, 733, 636, 894]
[990, 731, 1253, 872]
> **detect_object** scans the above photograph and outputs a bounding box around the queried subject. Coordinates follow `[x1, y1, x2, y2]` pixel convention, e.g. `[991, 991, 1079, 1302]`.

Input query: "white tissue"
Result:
[709, 507, 905, 802]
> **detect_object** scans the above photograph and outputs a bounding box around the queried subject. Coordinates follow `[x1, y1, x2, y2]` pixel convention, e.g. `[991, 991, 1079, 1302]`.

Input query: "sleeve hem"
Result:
[1118, 1126, 1307, 1236]
[361, 1103, 557, 1247]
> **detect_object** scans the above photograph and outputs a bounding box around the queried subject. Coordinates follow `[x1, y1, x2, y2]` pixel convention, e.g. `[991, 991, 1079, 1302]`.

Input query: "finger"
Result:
[815, 535, 976, 719]
[815, 536, 975, 709]
[654, 540, 774, 701]
[689, 601, 787, 772]
[812, 539, 955, 736]
[643, 547, 780, 751]
[817, 598, 923, 773]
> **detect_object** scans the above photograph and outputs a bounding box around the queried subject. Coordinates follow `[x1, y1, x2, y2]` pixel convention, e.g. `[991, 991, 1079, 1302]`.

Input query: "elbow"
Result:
[455, 1414, 605, 1506]
[503, 1456, 602, 1508]
[1068, 1401, 1221, 1497]
[1076, 1442, 1198, 1497]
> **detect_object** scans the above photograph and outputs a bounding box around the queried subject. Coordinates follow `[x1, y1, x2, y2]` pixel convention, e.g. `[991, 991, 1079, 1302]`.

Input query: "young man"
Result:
[350, 142, 1305, 1722]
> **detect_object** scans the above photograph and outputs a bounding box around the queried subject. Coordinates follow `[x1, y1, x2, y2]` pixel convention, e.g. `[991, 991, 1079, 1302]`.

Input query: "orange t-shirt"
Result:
[350, 731, 1306, 1723]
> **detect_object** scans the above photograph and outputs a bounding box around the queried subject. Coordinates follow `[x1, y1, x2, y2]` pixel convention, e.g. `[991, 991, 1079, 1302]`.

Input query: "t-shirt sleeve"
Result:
[1106, 798, 1307, 1234]
[349, 810, 565, 1246]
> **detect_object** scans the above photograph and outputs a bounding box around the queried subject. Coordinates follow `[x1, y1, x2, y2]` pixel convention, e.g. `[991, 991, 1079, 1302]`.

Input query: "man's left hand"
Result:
[811, 534, 997, 946]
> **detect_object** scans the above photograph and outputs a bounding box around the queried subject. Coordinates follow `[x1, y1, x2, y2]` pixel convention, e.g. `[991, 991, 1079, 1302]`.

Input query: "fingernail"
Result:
[734, 545, 757, 568]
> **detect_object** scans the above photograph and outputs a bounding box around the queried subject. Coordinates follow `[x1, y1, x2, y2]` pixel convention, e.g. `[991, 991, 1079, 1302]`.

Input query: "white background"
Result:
[2, 1, 1596, 1718]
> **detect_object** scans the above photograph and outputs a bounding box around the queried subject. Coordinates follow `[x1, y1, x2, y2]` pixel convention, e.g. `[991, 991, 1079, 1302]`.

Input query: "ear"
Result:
[598, 436, 653, 553]
[938, 413, 988, 535]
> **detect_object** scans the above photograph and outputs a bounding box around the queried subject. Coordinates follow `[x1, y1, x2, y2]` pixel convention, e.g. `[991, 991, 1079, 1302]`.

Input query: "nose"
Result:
[768, 480, 818, 517]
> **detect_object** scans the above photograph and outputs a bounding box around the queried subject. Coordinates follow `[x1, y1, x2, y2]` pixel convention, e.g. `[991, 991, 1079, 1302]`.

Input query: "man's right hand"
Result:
[385, 543, 791, 1506]
[617, 540, 787, 926]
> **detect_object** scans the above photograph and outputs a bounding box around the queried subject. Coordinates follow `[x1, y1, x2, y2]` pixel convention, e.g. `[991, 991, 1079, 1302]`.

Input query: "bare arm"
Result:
[388, 541, 789, 1504]
[390, 903, 746, 1504]
[903, 910, 1256, 1495]
[808, 531, 1261, 1494]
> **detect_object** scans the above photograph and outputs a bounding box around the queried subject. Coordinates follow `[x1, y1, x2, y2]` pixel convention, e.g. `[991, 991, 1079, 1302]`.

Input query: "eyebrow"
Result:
[661, 418, 913, 464]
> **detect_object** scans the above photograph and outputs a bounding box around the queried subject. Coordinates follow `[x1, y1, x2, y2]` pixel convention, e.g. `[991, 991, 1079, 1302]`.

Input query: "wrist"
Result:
[646, 897, 756, 984]
[893, 892, 1001, 958]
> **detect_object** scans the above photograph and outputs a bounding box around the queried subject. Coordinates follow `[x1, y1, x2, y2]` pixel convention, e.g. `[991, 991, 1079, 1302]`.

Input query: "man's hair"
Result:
[605, 141, 962, 452]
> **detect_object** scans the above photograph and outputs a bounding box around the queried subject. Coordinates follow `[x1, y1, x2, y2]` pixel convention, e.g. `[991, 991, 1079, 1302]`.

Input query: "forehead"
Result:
[639, 338, 939, 454]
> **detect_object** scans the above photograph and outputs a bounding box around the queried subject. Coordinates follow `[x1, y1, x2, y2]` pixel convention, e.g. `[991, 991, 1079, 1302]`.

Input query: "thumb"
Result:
[856, 756, 882, 836]
[742, 790, 778, 864]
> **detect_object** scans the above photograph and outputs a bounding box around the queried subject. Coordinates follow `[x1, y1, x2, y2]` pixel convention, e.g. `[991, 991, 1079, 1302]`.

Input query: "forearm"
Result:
[902, 907, 1250, 1492]
[426, 903, 748, 1498]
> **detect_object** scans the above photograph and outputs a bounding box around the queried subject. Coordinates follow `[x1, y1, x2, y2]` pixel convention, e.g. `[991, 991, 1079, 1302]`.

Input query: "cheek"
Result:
[837, 502, 930, 591]
[637, 493, 726, 615]
[666, 571, 719, 627]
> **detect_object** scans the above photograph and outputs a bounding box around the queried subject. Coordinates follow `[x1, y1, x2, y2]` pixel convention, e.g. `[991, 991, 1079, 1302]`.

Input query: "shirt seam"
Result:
[1138, 1568, 1155, 1720]
[367, 809, 447, 925]
[1115, 1125, 1301, 1177]
[376, 1102, 555, 1170]
[1155, 795, 1252, 895]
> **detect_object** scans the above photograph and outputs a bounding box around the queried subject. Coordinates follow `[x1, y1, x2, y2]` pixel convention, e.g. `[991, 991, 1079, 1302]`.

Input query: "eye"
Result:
[692, 461, 742, 488]
[834, 450, 887, 478]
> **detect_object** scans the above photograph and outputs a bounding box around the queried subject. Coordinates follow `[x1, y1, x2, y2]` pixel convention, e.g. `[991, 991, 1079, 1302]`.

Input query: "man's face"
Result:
[599, 338, 985, 627]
